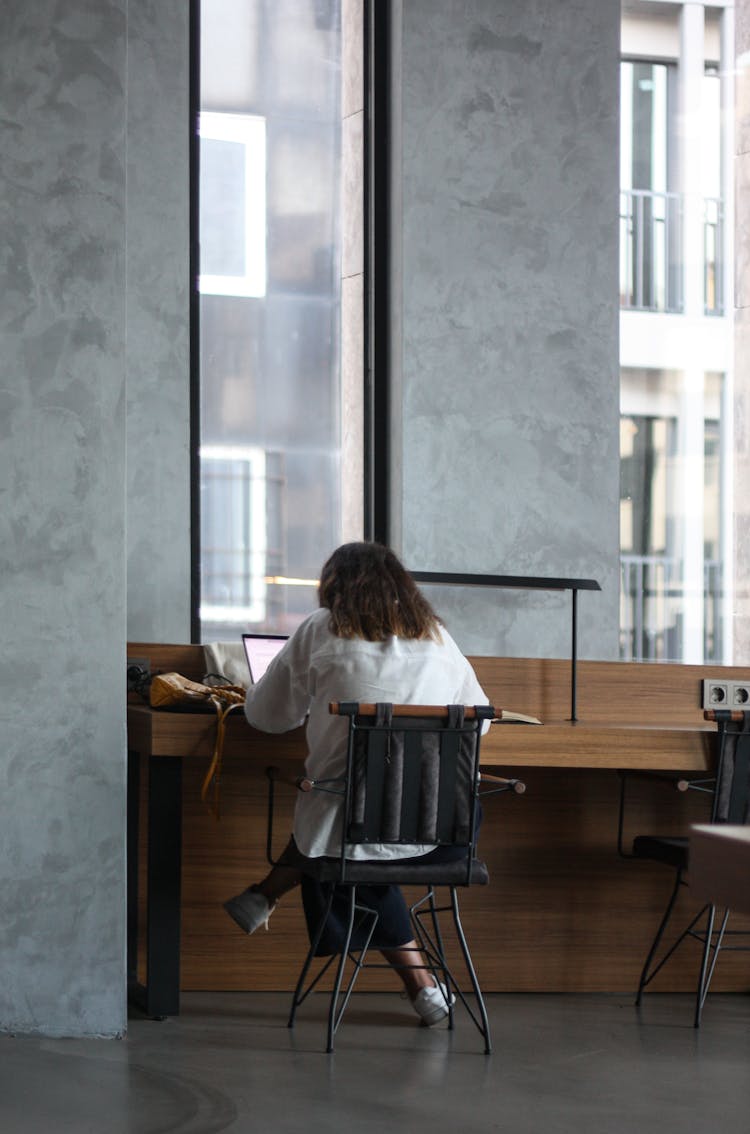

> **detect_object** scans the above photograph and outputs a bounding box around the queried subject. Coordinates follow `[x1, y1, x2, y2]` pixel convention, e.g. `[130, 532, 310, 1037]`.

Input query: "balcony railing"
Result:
[620, 189, 725, 316]
[620, 553, 723, 663]
[199, 445, 281, 626]
[620, 190, 683, 313]
[703, 196, 724, 316]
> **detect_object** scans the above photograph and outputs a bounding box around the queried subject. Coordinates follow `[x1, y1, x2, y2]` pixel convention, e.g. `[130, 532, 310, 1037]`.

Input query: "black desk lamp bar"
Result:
[410, 572, 601, 722]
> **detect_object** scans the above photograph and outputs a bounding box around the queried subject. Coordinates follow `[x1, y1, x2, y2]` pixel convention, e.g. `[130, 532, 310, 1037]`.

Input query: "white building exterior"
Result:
[620, 0, 735, 663]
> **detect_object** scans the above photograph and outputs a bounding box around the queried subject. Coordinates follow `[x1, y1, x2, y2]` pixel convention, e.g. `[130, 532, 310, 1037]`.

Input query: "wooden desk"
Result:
[482, 719, 714, 771]
[128, 706, 715, 770]
[127, 646, 750, 1013]
[690, 825, 750, 916]
[128, 705, 305, 1015]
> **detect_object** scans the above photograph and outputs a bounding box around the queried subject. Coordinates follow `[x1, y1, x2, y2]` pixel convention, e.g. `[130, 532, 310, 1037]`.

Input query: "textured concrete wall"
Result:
[0, 0, 189, 1038]
[396, 0, 621, 659]
[126, 1, 191, 642]
[0, 0, 128, 1035]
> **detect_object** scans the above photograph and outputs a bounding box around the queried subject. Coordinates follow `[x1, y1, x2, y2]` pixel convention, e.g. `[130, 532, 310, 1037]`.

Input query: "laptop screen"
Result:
[242, 633, 288, 683]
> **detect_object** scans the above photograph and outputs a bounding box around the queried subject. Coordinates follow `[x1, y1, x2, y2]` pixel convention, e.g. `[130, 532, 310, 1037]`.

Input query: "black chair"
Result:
[618, 709, 750, 1026]
[265, 701, 525, 1052]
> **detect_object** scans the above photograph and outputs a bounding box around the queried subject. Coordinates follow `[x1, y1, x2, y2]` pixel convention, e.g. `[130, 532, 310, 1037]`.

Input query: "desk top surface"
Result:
[126, 647, 727, 772]
[127, 703, 715, 771]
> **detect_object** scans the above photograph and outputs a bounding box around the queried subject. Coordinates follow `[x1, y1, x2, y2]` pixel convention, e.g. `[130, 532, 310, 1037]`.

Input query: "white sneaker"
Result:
[223, 887, 275, 934]
[412, 979, 455, 1026]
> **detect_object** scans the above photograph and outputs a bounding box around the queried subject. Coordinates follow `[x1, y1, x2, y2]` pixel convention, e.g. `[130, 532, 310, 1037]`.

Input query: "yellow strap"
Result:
[200, 698, 245, 820]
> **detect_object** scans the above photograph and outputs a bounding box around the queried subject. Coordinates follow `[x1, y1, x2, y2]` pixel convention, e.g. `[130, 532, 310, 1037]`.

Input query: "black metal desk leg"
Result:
[127, 749, 141, 992]
[145, 756, 182, 1017]
[126, 752, 141, 1002]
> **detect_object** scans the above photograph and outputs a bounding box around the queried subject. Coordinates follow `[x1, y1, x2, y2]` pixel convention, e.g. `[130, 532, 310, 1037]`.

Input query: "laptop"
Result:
[242, 633, 288, 684]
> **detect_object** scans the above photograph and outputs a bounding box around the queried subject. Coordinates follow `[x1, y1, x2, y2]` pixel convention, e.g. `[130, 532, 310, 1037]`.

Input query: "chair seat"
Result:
[632, 834, 688, 870]
[300, 855, 490, 887]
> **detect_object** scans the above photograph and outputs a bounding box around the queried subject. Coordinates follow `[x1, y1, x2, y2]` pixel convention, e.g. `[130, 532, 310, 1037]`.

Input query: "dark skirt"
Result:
[295, 804, 483, 956]
[301, 880, 412, 956]
[300, 841, 472, 957]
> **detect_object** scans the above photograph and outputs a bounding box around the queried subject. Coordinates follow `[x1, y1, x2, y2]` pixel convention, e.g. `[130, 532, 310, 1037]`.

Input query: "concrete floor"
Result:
[1, 992, 748, 1134]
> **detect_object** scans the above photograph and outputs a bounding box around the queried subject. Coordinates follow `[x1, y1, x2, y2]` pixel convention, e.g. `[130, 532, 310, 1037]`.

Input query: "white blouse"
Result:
[244, 607, 490, 859]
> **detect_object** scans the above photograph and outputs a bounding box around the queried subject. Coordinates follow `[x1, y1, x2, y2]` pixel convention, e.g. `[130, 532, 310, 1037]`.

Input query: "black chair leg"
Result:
[694, 905, 729, 1028]
[425, 886, 454, 1028]
[325, 886, 357, 1052]
[327, 886, 380, 1053]
[289, 883, 379, 1051]
[450, 887, 492, 1054]
[288, 886, 337, 1029]
[409, 888, 489, 1051]
[636, 868, 683, 1006]
[636, 868, 733, 1025]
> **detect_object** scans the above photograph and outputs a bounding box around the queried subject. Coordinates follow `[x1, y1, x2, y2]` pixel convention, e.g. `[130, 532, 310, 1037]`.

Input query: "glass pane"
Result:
[199, 0, 344, 639]
[619, 60, 679, 313]
[619, 6, 735, 664]
[620, 367, 725, 664]
[621, 61, 668, 194]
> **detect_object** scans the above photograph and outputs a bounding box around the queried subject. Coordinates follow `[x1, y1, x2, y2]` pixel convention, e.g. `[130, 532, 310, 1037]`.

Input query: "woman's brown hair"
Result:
[318, 542, 441, 642]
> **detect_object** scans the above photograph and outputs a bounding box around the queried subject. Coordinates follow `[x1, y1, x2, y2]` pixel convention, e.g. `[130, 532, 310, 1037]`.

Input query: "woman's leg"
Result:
[240, 835, 304, 903]
[380, 942, 436, 999]
[224, 837, 302, 934]
[363, 885, 441, 999]
[381, 940, 454, 1025]
[253, 860, 302, 904]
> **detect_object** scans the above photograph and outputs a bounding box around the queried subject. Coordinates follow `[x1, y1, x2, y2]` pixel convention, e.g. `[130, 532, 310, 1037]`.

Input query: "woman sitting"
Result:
[224, 541, 490, 1027]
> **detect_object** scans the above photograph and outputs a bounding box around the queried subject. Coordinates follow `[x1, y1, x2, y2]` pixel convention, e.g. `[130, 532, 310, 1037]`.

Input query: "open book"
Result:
[494, 710, 542, 725]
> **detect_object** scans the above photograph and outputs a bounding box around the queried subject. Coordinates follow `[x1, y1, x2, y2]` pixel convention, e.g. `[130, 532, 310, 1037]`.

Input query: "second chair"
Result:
[620, 708, 750, 1026]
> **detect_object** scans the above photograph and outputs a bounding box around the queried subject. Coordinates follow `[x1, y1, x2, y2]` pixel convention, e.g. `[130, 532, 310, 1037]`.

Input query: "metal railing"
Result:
[703, 196, 724, 315]
[199, 445, 282, 625]
[620, 189, 683, 313]
[619, 189, 725, 316]
[620, 553, 723, 663]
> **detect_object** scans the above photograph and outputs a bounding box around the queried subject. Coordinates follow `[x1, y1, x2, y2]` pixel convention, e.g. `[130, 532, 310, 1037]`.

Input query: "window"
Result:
[199, 112, 266, 298]
[619, 370, 723, 663]
[619, 61, 681, 313]
[619, 4, 734, 664]
[198, 0, 350, 639]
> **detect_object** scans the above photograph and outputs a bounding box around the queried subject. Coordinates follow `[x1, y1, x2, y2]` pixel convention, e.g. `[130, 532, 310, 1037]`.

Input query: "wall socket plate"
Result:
[701, 678, 750, 710]
[127, 656, 150, 691]
[730, 681, 750, 707]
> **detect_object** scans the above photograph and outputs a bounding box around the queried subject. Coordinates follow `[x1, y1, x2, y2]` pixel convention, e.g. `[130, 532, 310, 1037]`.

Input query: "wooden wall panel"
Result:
[174, 757, 750, 994]
[128, 643, 749, 728]
[469, 656, 750, 726]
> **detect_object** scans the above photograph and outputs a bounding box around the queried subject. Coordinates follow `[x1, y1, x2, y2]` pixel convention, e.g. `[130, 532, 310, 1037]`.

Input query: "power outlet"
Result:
[701, 678, 730, 709]
[127, 656, 150, 691]
[731, 681, 750, 707]
[701, 677, 750, 710]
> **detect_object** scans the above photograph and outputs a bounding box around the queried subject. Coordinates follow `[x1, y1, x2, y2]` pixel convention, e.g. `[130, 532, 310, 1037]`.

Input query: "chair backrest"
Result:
[330, 702, 494, 878]
[711, 711, 750, 825]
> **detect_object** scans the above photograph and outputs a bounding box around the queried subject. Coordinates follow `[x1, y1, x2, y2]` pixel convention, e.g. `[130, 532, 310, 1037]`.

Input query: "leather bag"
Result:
[149, 672, 246, 818]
